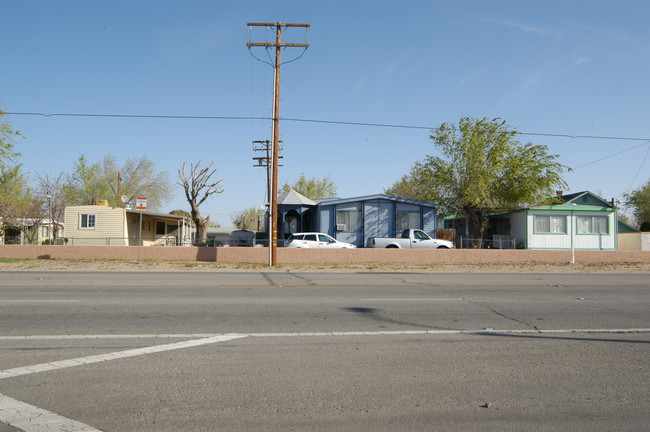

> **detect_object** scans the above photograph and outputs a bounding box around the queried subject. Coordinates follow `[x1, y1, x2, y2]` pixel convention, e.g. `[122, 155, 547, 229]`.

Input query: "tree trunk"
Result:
[193, 215, 209, 244]
[466, 209, 487, 249]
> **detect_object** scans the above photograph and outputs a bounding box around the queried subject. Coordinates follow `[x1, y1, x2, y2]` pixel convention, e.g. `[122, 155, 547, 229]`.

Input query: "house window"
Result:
[396, 211, 421, 231]
[80, 214, 96, 229]
[577, 216, 609, 234]
[336, 210, 361, 231]
[534, 215, 566, 234]
[156, 221, 166, 235]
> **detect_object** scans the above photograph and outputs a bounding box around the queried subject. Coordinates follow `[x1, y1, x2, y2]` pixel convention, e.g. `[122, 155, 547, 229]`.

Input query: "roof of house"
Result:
[125, 209, 188, 220]
[278, 189, 317, 206]
[317, 194, 438, 209]
[529, 204, 614, 212]
[561, 191, 611, 207]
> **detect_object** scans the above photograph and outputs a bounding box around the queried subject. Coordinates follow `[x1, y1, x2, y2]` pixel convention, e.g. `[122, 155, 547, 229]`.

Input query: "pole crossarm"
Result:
[247, 42, 309, 48]
[247, 22, 310, 28]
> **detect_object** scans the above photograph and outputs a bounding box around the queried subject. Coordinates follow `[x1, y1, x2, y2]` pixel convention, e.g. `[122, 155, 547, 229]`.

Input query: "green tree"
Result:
[388, 117, 568, 245]
[0, 164, 42, 243]
[281, 173, 337, 199]
[231, 207, 264, 230]
[625, 179, 650, 230]
[62, 155, 110, 206]
[0, 107, 22, 171]
[384, 163, 432, 201]
[63, 154, 173, 210]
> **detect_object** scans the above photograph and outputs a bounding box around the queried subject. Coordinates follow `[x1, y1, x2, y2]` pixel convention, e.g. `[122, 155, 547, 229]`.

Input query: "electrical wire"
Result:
[572, 140, 650, 169]
[6, 111, 650, 143]
[7, 112, 267, 121]
[627, 142, 650, 188]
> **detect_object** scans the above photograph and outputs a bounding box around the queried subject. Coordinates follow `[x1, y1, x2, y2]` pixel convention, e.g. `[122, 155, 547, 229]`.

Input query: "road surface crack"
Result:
[465, 299, 539, 330]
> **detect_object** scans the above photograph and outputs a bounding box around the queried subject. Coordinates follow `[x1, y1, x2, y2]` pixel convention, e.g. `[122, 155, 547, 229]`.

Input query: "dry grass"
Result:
[1, 258, 649, 273]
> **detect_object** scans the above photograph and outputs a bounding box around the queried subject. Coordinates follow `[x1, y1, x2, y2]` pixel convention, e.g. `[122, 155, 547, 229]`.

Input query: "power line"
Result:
[6, 112, 265, 121]
[573, 140, 650, 170]
[628, 143, 650, 188]
[6, 111, 650, 142]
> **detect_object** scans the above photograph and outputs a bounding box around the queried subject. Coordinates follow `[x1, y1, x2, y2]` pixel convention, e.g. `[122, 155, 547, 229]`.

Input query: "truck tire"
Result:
[386, 245, 399, 248]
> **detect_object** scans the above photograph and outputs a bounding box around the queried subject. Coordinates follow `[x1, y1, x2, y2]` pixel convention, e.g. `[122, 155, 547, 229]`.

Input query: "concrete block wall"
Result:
[1, 245, 649, 265]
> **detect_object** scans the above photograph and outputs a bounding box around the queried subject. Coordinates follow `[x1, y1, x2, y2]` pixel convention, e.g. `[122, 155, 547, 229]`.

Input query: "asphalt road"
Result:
[0, 271, 649, 431]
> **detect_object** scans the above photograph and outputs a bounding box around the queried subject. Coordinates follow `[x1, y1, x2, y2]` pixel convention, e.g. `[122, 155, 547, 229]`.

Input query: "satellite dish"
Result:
[121, 195, 129, 204]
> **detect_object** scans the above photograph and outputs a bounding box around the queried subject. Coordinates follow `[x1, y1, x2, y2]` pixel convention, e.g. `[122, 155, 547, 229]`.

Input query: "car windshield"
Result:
[318, 234, 335, 243]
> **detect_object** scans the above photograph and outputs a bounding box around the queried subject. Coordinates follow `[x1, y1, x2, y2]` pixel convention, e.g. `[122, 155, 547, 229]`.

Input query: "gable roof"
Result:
[278, 189, 317, 206]
[561, 191, 611, 207]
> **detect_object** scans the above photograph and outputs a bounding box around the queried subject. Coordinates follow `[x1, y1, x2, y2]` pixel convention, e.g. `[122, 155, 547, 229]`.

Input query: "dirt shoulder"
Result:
[1, 258, 649, 273]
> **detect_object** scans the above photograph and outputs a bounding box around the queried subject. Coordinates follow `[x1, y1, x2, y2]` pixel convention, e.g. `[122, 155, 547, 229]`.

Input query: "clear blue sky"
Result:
[2, 0, 649, 225]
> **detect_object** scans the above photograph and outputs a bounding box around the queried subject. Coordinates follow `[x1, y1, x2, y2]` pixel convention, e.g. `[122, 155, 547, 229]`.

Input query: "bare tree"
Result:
[35, 172, 65, 242]
[231, 207, 264, 231]
[177, 161, 223, 244]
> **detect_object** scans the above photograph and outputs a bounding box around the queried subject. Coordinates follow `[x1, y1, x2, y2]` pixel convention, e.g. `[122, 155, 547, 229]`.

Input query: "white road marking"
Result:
[249, 328, 650, 337]
[0, 392, 101, 432]
[0, 334, 219, 340]
[0, 328, 648, 431]
[360, 298, 464, 301]
[0, 300, 80, 303]
[2, 328, 649, 343]
[0, 334, 246, 380]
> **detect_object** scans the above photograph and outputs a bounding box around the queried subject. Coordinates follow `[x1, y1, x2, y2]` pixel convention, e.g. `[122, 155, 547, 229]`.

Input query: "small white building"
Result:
[518, 204, 617, 250]
[444, 191, 620, 249]
[63, 204, 192, 246]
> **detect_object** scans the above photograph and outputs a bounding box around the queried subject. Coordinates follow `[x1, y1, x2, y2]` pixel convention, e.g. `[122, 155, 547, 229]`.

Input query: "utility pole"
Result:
[116, 172, 122, 208]
[247, 22, 310, 266]
[253, 139, 282, 260]
[253, 139, 283, 203]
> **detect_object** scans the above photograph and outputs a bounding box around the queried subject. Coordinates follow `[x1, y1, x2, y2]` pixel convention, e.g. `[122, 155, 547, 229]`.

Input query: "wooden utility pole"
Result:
[116, 172, 122, 208]
[247, 22, 309, 266]
[252, 140, 283, 203]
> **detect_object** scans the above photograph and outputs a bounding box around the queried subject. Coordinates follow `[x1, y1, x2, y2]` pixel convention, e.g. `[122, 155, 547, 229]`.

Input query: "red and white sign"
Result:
[135, 197, 147, 210]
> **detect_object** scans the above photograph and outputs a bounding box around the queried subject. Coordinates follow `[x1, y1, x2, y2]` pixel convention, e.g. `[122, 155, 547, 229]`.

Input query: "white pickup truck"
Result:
[370, 229, 454, 249]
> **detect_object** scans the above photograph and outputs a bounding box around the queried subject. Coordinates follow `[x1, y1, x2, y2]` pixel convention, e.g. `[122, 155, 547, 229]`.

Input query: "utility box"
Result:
[229, 230, 256, 247]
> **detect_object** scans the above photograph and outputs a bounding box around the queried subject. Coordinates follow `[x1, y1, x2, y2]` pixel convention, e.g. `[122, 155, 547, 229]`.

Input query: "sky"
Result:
[2, 0, 649, 226]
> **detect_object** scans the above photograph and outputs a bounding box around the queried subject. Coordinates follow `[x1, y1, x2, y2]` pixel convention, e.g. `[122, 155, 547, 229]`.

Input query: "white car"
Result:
[285, 233, 356, 249]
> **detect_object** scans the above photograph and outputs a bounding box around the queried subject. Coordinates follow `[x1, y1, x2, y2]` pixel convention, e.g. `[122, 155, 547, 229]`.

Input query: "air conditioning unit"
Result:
[336, 224, 347, 231]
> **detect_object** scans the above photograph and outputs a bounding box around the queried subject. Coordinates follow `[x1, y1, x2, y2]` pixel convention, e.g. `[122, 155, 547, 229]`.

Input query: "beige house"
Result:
[1, 218, 64, 245]
[63, 204, 192, 246]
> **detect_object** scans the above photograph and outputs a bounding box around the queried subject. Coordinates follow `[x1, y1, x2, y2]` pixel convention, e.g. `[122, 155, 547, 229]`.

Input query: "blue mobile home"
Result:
[277, 191, 439, 247]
